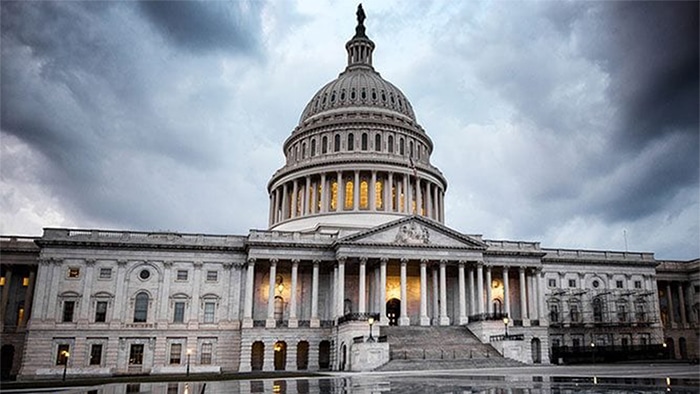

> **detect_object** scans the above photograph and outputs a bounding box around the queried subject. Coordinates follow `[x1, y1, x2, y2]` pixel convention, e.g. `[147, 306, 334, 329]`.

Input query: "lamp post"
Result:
[61, 351, 70, 382]
[503, 317, 509, 339]
[367, 316, 375, 342]
[186, 349, 192, 376]
[590, 342, 596, 364]
[662, 342, 668, 359]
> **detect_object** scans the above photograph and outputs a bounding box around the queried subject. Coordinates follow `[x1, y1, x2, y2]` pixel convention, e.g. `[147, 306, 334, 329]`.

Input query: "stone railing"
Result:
[338, 312, 380, 325]
[468, 312, 508, 323]
[490, 334, 525, 342]
[543, 248, 655, 262]
[42, 228, 245, 248]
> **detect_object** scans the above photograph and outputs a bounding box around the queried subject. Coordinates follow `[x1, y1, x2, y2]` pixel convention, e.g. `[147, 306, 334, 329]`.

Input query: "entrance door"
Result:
[386, 298, 401, 326]
[251, 341, 264, 371]
[128, 344, 144, 372]
[274, 341, 287, 371]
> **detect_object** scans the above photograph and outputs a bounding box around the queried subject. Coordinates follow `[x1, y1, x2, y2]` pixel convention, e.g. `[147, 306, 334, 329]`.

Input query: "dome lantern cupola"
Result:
[267, 5, 448, 234]
[345, 4, 375, 71]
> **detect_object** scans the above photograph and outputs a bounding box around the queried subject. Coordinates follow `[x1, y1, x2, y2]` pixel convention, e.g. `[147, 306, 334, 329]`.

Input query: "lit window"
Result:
[206, 271, 218, 282]
[200, 343, 213, 365]
[68, 268, 80, 278]
[0, 277, 5, 286]
[308, 186, 314, 214]
[359, 180, 369, 209]
[375, 180, 383, 209]
[63, 301, 75, 322]
[204, 302, 215, 323]
[317, 183, 322, 211]
[330, 181, 338, 210]
[170, 343, 182, 364]
[344, 180, 354, 210]
[177, 270, 188, 281]
[22, 277, 29, 286]
[99, 268, 112, 279]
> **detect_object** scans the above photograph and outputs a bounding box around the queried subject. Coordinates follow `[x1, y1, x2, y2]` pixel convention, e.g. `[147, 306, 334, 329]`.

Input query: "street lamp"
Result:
[61, 351, 70, 382]
[186, 349, 192, 376]
[590, 342, 596, 364]
[367, 316, 375, 342]
[503, 317, 509, 338]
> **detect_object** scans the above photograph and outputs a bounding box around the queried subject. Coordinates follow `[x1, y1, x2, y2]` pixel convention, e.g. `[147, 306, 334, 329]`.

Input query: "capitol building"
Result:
[1, 7, 698, 380]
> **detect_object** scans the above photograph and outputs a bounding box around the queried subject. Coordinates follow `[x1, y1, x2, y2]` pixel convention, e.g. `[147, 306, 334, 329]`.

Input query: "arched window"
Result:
[388, 135, 394, 153]
[322, 136, 328, 154]
[361, 133, 368, 150]
[302, 142, 307, 159]
[347, 133, 354, 151]
[344, 179, 354, 210]
[399, 138, 405, 156]
[409, 140, 414, 157]
[593, 297, 604, 322]
[334, 134, 341, 152]
[375, 134, 381, 151]
[311, 139, 316, 156]
[360, 179, 369, 209]
[134, 292, 149, 323]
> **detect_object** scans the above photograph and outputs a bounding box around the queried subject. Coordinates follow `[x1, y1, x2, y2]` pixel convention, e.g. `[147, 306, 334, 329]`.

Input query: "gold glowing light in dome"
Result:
[330, 181, 338, 210]
[375, 180, 383, 209]
[360, 180, 369, 208]
[345, 180, 354, 209]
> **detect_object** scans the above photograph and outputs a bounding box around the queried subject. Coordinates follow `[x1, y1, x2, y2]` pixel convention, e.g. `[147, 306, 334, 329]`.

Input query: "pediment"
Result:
[337, 216, 486, 250]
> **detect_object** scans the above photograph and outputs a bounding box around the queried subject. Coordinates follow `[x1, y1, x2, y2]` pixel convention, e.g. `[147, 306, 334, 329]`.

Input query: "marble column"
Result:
[419, 259, 430, 326]
[370, 171, 377, 210]
[79, 259, 95, 322]
[468, 266, 475, 316]
[20, 270, 36, 327]
[503, 267, 510, 319]
[320, 173, 327, 213]
[289, 259, 299, 328]
[243, 259, 255, 328]
[353, 171, 360, 211]
[519, 267, 528, 321]
[291, 180, 298, 218]
[336, 171, 344, 212]
[678, 282, 687, 326]
[399, 258, 409, 326]
[477, 263, 485, 315]
[416, 179, 422, 215]
[266, 259, 278, 328]
[282, 184, 289, 219]
[458, 260, 468, 324]
[403, 174, 409, 213]
[485, 265, 492, 315]
[359, 257, 367, 314]
[432, 266, 439, 324]
[380, 258, 388, 324]
[304, 177, 311, 214]
[337, 257, 346, 317]
[310, 260, 320, 327]
[387, 172, 394, 212]
[439, 260, 450, 325]
[666, 283, 675, 326]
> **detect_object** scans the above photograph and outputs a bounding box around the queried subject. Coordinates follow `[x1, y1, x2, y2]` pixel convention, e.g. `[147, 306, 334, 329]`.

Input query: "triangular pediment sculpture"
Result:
[337, 216, 487, 250]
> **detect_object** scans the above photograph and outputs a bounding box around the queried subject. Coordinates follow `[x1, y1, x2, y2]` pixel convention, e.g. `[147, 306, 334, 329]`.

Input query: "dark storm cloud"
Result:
[138, 0, 262, 54]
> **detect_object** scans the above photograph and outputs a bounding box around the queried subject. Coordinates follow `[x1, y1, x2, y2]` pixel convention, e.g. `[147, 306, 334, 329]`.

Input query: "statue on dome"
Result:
[356, 4, 366, 26]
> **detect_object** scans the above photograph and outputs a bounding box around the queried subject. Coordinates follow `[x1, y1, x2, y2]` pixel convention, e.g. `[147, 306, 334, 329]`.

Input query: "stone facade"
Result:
[1, 6, 698, 381]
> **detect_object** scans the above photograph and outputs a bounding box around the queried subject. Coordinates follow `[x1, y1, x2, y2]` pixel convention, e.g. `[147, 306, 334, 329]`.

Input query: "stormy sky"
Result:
[1, 1, 698, 260]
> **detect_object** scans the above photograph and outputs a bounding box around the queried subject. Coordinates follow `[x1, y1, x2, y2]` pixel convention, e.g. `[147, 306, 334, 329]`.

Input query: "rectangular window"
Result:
[203, 302, 215, 323]
[173, 302, 185, 323]
[176, 270, 188, 281]
[99, 268, 112, 279]
[89, 344, 103, 365]
[548, 279, 556, 288]
[169, 343, 182, 364]
[695, 285, 700, 293]
[56, 344, 70, 365]
[206, 271, 218, 282]
[568, 279, 576, 288]
[616, 280, 623, 289]
[200, 343, 212, 365]
[22, 277, 29, 286]
[572, 336, 582, 349]
[63, 301, 75, 322]
[68, 268, 80, 278]
[95, 301, 108, 322]
[634, 280, 642, 289]
[0, 277, 5, 286]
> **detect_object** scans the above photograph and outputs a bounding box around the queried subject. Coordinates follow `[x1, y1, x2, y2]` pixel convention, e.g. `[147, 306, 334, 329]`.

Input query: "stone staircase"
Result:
[375, 325, 523, 371]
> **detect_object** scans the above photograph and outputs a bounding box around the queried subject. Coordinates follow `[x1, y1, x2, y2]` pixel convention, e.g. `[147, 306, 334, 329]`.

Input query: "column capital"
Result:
[38, 258, 51, 266]
[458, 259, 466, 266]
[439, 259, 447, 265]
[223, 262, 234, 271]
[380, 257, 389, 264]
[194, 261, 203, 269]
[519, 265, 527, 273]
[117, 259, 128, 267]
[485, 264, 492, 272]
[85, 258, 96, 266]
[312, 259, 321, 266]
[359, 256, 368, 264]
[247, 257, 256, 265]
[337, 256, 347, 263]
[400, 257, 408, 264]
[269, 258, 279, 266]
[420, 258, 429, 264]
[476, 261, 485, 268]
[163, 260, 173, 268]
[291, 258, 300, 265]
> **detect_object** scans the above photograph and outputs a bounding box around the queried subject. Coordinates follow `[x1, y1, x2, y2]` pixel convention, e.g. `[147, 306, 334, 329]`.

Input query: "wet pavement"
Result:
[2, 364, 698, 393]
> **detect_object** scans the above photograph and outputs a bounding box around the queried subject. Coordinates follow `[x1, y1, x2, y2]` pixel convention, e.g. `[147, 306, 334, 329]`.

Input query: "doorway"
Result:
[251, 341, 264, 371]
[318, 340, 330, 370]
[386, 298, 401, 326]
[1, 345, 14, 379]
[274, 341, 287, 371]
[128, 344, 144, 372]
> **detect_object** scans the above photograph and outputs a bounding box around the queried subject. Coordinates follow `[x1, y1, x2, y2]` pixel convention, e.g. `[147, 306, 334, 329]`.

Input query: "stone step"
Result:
[375, 357, 524, 371]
